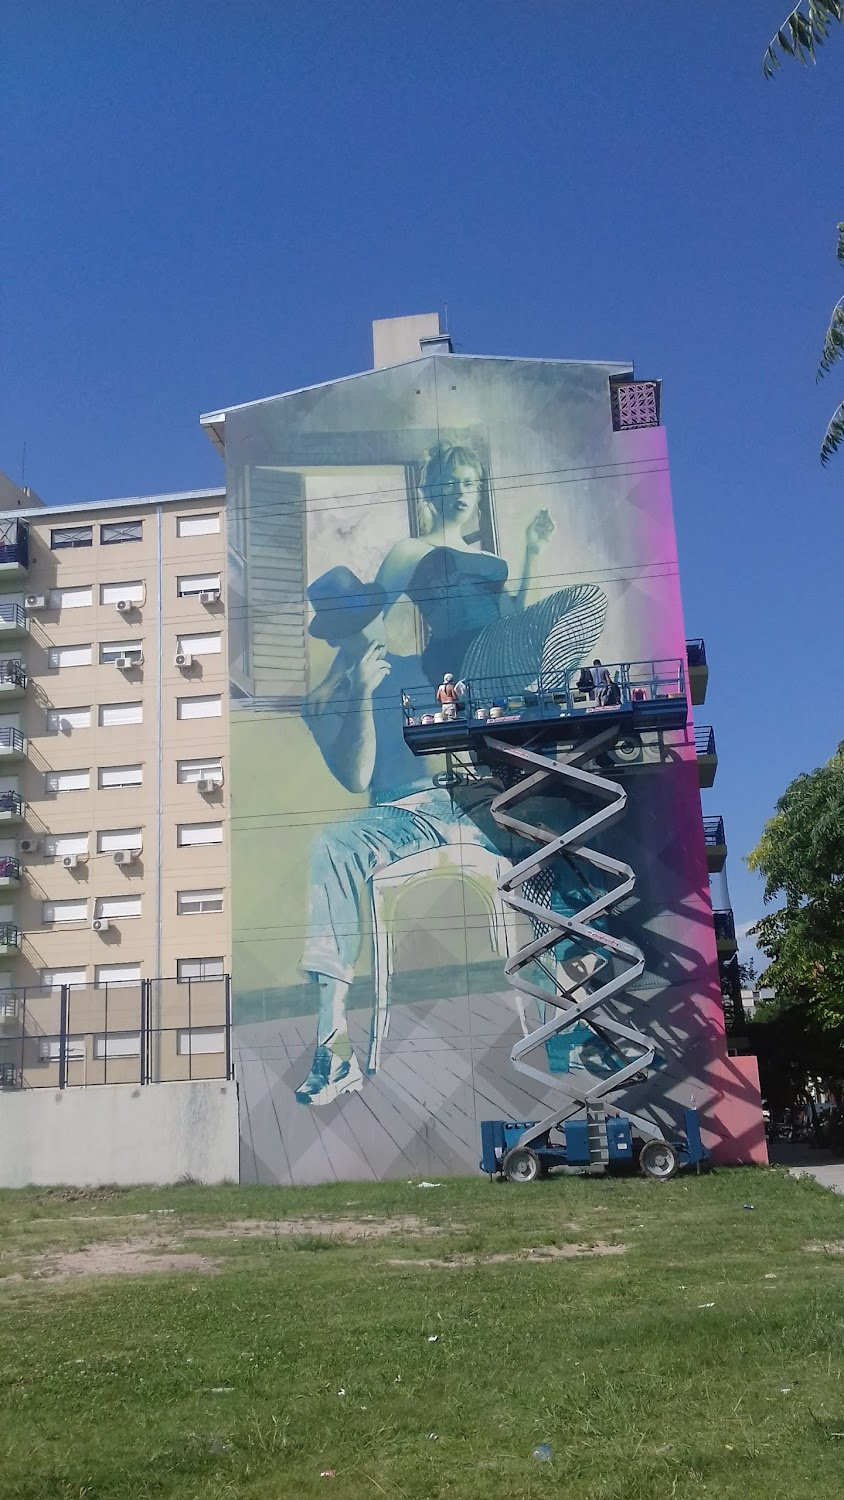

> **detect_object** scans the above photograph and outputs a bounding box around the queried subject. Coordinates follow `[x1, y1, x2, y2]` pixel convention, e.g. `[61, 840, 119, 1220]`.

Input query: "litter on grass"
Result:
[417, 1182, 442, 1189]
[698, 1303, 715, 1309]
[532, 1444, 553, 1462]
[427, 1334, 439, 1342]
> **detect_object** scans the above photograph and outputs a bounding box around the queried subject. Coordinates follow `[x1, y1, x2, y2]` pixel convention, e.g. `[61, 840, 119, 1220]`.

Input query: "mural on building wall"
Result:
[225, 355, 764, 1184]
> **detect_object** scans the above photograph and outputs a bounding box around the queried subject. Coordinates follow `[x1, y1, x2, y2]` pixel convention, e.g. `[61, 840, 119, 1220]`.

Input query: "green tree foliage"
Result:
[763, 2, 844, 461]
[747, 740, 844, 1028]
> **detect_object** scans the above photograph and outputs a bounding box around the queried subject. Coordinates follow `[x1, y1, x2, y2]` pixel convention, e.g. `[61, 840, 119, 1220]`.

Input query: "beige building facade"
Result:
[0, 483, 232, 1089]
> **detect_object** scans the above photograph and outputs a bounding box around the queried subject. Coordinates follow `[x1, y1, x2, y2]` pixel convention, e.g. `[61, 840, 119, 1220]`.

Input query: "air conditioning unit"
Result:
[25, 593, 47, 610]
[92, 917, 111, 933]
[175, 651, 193, 669]
[200, 590, 221, 605]
[19, 837, 39, 855]
[116, 599, 133, 614]
[62, 854, 79, 869]
[196, 776, 223, 794]
[113, 849, 136, 866]
[116, 653, 142, 670]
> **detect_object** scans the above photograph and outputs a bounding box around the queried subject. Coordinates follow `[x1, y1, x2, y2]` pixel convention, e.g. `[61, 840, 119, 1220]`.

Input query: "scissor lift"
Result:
[402, 659, 708, 1183]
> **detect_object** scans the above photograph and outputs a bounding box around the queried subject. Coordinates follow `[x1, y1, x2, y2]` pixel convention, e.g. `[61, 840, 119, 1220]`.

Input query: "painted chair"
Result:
[366, 845, 520, 1074]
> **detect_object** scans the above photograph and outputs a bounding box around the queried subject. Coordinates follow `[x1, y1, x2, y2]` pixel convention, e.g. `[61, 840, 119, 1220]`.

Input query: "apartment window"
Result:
[177, 822, 223, 847]
[178, 573, 221, 597]
[95, 962, 141, 987]
[98, 764, 142, 790]
[94, 1033, 141, 1059]
[100, 641, 142, 664]
[43, 833, 89, 858]
[95, 895, 142, 920]
[48, 644, 92, 669]
[39, 1036, 86, 1062]
[41, 967, 87, 989]
[48, 586, 93, 610]
[177, 513, 220, 537]
[177, 888, 224, 915]
[51, 525, 92, 550]
[45, 769, 90, 794]
[99, 702, 143, 728]
[100, 520, 142, 545]
[176, 694, 221, 720]
[177, 1028, 226, 1056]
[177, 758, 223, 784]
[100, 581, 145, 605]
[43, 898, 88, 924]
[97, 828, 143, 853]
[176, 632, 221, 657]
[177, 956, 224, 983]
[47, 707, 91, 733]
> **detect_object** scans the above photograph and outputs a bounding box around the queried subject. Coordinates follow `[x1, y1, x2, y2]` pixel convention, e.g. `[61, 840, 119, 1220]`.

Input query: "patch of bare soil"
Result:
[181, 1216, 455, 1242]
[385, 1241, 627, 1267]
[30, 1238, 217, 1281]
[804, 1241, 844, 1254]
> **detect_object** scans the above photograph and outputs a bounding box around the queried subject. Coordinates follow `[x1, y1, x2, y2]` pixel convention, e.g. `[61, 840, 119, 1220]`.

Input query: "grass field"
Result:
[2, 1168, 844, 1499]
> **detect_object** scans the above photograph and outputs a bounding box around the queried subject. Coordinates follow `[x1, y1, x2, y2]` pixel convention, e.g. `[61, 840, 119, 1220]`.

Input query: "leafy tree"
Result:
[763, 2, 844, 461]
[747, 740, 844, 1028]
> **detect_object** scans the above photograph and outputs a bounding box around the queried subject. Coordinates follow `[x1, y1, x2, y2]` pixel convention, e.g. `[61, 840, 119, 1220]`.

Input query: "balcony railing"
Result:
[0, 520, 29, 570]
[0, 924, 20, 949]
[0, 975, 234, 1090]
[713, 909, 736, 943]
[0, 660, 27, 690]
[686, 638, 706, 668]
[0, 792, 24, 818]
[610, 379, 661, 430]
[703, 815, 725, 847]
[0, 728, 25, 754]
[695, 725, 716, 757]
[0, 857, 21, 881]
[0, 603, 25, 631]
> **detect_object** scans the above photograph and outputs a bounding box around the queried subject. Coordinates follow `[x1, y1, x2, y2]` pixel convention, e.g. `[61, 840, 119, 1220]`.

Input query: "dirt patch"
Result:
[385, 1241, 627, 1268]
[180, 1216, 456, 1242]
[804, 1241, 844, 1254]
[26, 1238, 216, 1282]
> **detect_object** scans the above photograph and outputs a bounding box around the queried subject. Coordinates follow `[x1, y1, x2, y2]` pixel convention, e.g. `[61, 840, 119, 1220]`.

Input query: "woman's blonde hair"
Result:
[416, 443, 485, 536]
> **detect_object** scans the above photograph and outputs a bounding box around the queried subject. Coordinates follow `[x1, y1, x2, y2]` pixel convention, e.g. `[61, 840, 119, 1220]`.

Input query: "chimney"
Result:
[372, 313, 450, 368]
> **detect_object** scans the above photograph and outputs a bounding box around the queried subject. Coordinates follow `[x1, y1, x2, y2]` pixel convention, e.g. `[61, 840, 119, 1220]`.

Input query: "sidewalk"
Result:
[768, 1139, 844, 1194]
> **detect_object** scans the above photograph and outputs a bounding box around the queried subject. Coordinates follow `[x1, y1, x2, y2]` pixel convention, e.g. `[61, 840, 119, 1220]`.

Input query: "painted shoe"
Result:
[295, 1045, 363, 1107]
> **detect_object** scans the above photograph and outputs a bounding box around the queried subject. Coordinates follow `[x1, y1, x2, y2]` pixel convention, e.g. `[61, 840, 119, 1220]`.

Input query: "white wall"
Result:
[0, 1079, 239, 1187]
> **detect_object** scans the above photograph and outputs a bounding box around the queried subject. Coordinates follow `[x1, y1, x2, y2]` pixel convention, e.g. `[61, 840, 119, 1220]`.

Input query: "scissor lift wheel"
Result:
[502, 1145, 541, 1183]
[639, 1139, 679, 1180]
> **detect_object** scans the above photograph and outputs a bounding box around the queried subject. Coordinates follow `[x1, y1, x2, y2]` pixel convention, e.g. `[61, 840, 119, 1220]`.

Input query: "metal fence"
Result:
[713, 909, 737, 944]
[694, 725, 716, 757]
[702, 815, 725, 847]
[0, 520, 29, 569]
[0, 976, 233, 1090]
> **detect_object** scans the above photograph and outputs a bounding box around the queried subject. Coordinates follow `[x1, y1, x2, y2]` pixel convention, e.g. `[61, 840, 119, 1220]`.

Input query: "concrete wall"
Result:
[0, 1078, 239, 1187]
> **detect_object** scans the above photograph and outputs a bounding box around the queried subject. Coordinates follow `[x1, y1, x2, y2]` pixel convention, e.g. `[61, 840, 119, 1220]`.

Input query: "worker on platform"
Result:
[436, 672, 459, 720]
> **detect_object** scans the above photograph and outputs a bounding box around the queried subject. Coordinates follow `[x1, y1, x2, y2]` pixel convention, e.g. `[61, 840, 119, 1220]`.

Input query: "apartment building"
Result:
[0, 483, 231, 1089]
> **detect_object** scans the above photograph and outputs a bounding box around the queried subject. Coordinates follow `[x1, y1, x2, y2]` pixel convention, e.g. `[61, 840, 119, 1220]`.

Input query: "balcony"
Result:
[695, 724, 717, 788]
[0, 603, 27, 640]
[686, 638, 708, 706]
[0, 727, 25, 762]
[0, 857, 21, 889]
[0, 924, 20, 956]
[0, 793, 25, 824]
[713, 908, 738, 957]
[0, 660, 27, 698]
[703, 814, 727, 872]
[0, 520, 30, 579]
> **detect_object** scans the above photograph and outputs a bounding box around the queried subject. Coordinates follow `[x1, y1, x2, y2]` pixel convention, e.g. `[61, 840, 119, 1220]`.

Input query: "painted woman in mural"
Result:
[374, 442, 607, 694]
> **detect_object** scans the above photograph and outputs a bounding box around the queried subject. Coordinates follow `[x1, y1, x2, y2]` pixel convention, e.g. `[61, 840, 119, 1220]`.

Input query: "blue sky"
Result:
[3, 2, 841, 954]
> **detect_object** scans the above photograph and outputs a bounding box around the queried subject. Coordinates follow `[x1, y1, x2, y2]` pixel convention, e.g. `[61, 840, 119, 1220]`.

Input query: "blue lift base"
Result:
[480, 1108, 707, 1182]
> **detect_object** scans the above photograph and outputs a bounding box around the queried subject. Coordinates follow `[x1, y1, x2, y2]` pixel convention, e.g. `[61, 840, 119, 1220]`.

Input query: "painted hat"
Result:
[307, 566, 386, 642]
